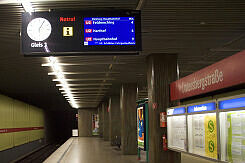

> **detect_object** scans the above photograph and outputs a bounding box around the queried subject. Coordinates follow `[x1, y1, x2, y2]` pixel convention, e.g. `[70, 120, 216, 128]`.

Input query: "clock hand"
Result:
[39, 20, 45, 32]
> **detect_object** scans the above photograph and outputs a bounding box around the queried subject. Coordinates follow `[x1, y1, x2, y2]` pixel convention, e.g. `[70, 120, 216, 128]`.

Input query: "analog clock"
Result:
[27, 18, 52, 41]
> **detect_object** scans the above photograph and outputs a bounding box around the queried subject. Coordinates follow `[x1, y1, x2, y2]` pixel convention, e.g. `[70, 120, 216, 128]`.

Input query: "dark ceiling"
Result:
[0, 0, 245, 110]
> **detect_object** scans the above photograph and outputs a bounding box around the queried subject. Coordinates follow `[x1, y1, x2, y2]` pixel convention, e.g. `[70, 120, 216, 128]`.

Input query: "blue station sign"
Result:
[167, 107, 186, 115]
[187, 102, 216, 113]
[219, 97, 245, 110]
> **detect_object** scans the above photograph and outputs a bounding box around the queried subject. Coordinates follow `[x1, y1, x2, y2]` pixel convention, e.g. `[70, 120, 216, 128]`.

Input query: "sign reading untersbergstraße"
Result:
[170, 50, 245, 101]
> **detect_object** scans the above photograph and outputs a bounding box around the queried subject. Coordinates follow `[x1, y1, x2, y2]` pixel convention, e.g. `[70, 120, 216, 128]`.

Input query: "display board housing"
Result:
[218, 95, 245, 163]
[188, 113, 217, 159]
[167, 115, 187, 151]
[167, 101, 218, 161]
[168, 94, 245, 162]
[21, 10, 142, 56]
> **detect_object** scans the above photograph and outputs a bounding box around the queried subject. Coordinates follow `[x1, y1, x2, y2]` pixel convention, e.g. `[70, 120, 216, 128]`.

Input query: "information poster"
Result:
[167, 115, 187, 151]
[137, 106, 145, 149]
[225, 111, 245, 163]
[193, 115, 205, 155]
[188, 113, 217, 159]
[204, 114, 217, 159]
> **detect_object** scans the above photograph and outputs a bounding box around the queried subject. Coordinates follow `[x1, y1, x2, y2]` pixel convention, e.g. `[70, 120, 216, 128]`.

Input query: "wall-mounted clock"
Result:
[27, 17, 52, 41]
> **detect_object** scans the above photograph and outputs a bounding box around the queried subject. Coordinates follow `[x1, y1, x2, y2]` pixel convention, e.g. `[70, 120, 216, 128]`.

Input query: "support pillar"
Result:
[102, 101, 109, 141]
[120, 83, 137, 154]
[78, 109, 97, 137]
[147, 54, 181, 163]
[109, 96, 121, 145]
[98, 104, 103, 137]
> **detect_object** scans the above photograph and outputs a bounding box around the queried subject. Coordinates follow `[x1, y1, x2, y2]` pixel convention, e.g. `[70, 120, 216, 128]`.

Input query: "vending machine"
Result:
[137, 99, 149, 162]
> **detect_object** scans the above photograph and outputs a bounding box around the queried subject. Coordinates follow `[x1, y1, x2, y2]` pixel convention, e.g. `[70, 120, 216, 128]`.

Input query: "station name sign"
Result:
[21, 10, 141, 56]
[170, 50, 245, 101]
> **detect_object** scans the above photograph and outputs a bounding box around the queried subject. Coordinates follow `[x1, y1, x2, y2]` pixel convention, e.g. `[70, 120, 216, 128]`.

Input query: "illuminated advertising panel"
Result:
[92, 114, 99, 136]
[21, 10, 141, 56]
[137, 106, 145, 150]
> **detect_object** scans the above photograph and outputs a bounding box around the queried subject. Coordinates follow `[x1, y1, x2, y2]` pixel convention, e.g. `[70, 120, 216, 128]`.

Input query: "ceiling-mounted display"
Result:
[83, 17, 136, 46]
[21, 10, 141, 56]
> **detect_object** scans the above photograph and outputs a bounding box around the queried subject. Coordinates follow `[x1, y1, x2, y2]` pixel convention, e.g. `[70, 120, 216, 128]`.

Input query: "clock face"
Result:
[27, 18, 52, 41]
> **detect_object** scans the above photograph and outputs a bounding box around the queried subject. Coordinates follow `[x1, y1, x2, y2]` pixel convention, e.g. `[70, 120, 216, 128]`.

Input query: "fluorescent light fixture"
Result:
[56, 83, 112, 87]
[19, 0, 34, 15]
[43, 57, 79, 109]
[59, 87, 109, 91]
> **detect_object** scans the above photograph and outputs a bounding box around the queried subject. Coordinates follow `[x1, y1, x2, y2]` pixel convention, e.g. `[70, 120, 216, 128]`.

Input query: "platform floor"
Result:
[44, 137, 139, 163]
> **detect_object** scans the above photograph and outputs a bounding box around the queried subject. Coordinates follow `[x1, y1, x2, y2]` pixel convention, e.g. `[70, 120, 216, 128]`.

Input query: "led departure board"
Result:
[21, 10, 141, 56]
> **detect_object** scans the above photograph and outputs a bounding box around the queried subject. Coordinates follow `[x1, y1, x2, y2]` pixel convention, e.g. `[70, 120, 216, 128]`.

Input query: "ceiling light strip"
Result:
[19, 0, 34, 14]
[46, 56, 79, 109]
